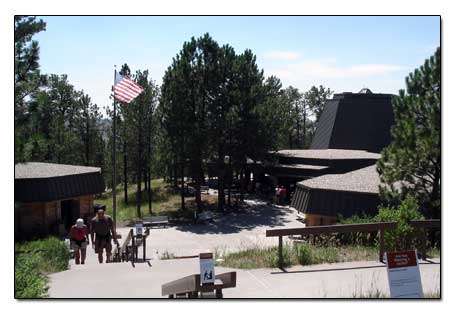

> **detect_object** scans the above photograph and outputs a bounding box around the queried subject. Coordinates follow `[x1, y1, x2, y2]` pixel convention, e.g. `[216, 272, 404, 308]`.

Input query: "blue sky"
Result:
[35, 16, 440, 111]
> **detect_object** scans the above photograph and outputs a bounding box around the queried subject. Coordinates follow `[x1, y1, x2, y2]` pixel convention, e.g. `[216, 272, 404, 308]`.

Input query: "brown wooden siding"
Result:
[15, 195, 95, 240]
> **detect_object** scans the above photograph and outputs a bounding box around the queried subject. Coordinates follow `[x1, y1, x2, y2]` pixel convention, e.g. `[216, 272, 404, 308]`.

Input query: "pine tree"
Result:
[304, 85, 334, 133]
[15, 16, 46, 162]
[377, 47, 441, 218]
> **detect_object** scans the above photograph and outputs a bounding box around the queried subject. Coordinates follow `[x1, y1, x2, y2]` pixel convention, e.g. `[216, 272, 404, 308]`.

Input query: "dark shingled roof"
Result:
[276, 149, 381, 160]
[275, 163, 329, 171]
[310, 91, 395, 153]
[15, 162, 101, 179]
[297, 165, 380, 194]
[15, 162, 105, 202]
[290, 165, 382, 218]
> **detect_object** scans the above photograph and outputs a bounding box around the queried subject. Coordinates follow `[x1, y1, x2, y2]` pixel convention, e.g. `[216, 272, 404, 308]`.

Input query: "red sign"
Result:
[387, 250, 418, 269]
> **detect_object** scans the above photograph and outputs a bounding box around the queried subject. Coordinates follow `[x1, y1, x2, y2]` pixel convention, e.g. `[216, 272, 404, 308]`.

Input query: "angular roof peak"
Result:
[358, 87, 373, 94]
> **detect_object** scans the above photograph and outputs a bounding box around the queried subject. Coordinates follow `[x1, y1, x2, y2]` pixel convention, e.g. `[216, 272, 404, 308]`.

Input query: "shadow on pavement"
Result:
[271, 264, 386, 275]
[174, 201, 292, 234]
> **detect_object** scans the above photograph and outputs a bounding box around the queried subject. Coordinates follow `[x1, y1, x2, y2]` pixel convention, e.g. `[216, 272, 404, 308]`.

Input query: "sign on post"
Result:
[386, 250, 424, 298]
[199, 253, 215, 285]
[135, 222, 143, 236]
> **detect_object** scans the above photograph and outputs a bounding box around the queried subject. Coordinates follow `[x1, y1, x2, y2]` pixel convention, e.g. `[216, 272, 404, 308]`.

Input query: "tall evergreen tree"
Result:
[304, 85, 334, 132]
[377, 47, 441, 218]
[15, 16, 46, 162]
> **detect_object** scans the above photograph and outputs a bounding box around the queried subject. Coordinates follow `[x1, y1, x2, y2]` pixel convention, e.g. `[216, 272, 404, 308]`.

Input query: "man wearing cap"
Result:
[90, 209, 117, 263]
[70, 218, 89, 265]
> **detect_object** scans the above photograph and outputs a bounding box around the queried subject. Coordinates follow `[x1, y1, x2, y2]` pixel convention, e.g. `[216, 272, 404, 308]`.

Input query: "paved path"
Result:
[53, 199, 440, 298]
[49, 258, 440, 298]
[89, 198, 299, 261]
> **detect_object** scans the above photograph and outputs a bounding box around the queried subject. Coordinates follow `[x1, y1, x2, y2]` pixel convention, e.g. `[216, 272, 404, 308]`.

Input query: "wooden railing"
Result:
[161, 271, 237, 298]
[409, 219, 441, 260]
[113, 228, 150, 263]
[113, 228, 133, 262]
[266, 222, 398, 268]
[266, 220, 440, 268]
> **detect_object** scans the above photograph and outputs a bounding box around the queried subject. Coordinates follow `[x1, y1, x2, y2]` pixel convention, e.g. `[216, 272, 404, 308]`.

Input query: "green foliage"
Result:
[374, 195, 424, 251]
[294, 243, 313, 265]
[160, 251, 176, 260]
[377, 47, 441, 218]
[15, 16, 47, 162]
[218, 244, 378, 269]
[304, 85, 334, 121]
[15, 237, 69, 298]
[15, 253, 48, 298]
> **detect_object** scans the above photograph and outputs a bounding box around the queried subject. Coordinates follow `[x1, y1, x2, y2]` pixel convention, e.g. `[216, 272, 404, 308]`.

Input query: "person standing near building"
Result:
[70, 218, 89, 265]
[279, 186, 287, 205]
[90, 209, 117, 263]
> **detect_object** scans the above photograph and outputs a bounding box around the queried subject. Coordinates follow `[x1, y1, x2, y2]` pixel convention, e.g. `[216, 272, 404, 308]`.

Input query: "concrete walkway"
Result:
[48, 258, 440, 298]
[89, 198, 300, 262]
[54, 198, 440, 298]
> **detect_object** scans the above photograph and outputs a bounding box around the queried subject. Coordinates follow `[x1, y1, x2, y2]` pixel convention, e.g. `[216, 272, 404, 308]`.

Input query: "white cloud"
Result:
[263, 50, 302, 60]
[263, 58, 406, 93]
[270, 59, 403, 80]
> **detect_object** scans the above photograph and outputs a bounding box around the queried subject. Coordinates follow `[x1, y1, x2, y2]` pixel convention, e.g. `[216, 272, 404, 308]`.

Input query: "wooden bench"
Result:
[200, 186, 209, 194]
[143, 216, 169, 228]
[197, 211, 213, 223]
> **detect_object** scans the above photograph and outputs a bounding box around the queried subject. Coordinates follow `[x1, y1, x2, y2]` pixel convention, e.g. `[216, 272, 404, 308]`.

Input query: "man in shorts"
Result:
[90, 209, 117, 263]
[70, 218, 89, 265]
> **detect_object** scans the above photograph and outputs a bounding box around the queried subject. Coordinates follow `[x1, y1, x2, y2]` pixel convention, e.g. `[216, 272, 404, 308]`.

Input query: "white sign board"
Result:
[199, 253, 215, 285]
[135, 223, 143, 236]
[386, 250, 424, 298]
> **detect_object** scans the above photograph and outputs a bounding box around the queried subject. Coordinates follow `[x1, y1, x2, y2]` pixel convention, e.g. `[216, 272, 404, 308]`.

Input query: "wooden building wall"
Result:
[15, 194, 95, 240]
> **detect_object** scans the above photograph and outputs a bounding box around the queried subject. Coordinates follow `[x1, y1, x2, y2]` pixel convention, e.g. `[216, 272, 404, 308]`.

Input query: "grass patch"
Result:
[159, 251, 176, 260]
[217, 243, 381, 269]
[350, 289, 440, 298]
[15, 237, 70, 298]
[218, 243, 440, 269]
[95, 179, 218, 223]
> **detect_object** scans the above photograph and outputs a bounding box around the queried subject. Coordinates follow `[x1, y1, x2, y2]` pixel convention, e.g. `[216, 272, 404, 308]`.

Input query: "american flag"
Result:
[114, 72, 144, 104]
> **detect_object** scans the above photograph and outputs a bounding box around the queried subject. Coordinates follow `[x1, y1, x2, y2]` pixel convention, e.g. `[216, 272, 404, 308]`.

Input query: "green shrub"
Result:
[294, 243, 313, 265]
[375, 195, 424, 251]
[15, 253, 48, 298]
[318, 247, 339, 263]
[265, 246, 293, 268]
[15, 236, 69, 273]
[15, 237, 70, 298]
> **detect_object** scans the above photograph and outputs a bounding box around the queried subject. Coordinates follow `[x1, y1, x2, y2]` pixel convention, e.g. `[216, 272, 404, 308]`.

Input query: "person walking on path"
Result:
[70, 218, 89, 265]
[90, 209, 117, 263]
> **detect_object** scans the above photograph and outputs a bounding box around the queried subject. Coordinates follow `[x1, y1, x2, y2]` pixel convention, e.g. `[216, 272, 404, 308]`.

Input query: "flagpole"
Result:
[112, 66, 117, 235]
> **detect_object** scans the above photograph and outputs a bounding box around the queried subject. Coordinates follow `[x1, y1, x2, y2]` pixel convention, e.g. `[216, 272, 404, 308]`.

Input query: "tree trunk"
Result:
[173, 159, 178, 187]
[217, 155, 225, 213]
[180, 161, 185, 210]
[148, 169, 152, 215]
[227, 160, 232, 207]
[85, 111, 90, 166]
[194, 163, 203, 213]
[239, 168, 245, 203]
[303, 110, 307, 148]
[296, 103, 300, 148]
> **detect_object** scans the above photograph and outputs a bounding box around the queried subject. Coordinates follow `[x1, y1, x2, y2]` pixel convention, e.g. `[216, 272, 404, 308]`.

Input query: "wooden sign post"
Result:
[386, 250, 424, 298]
